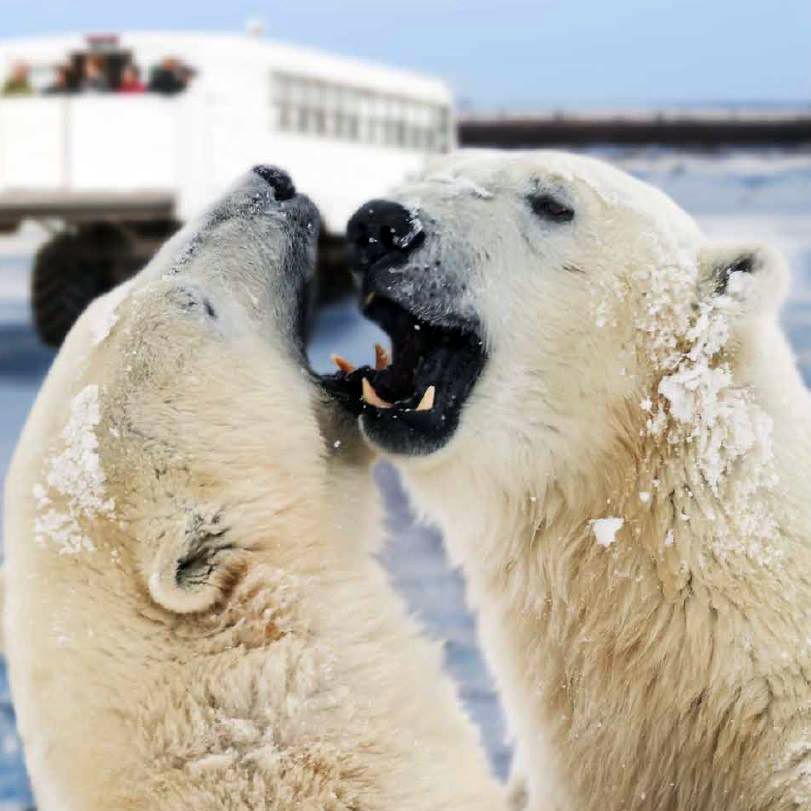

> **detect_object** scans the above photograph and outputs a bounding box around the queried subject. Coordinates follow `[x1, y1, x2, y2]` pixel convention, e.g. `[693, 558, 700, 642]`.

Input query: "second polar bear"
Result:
[2, 167, 505, 810]
[336, 151, 811, 811]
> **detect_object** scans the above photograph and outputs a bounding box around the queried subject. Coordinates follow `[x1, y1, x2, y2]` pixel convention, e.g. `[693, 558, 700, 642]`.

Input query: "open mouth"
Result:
[317, 292, 487, 455]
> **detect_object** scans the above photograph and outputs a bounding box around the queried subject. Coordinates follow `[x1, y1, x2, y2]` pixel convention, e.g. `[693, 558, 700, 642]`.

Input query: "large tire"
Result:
[316, 232, 353, 303]
[31, 226, 133, 348]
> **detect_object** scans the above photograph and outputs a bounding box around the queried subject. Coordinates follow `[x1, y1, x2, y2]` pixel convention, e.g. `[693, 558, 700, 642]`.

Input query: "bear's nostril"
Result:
[252, 165, 296, 202]
[347, 200, 424, 273]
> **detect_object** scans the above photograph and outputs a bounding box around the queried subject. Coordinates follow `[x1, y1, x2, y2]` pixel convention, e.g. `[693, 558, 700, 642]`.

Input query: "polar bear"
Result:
[330, 151, 811, 811]
[2, 166, 505, 811]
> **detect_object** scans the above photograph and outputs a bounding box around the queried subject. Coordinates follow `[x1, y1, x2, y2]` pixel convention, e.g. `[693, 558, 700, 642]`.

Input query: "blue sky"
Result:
[1, 0, 809, 109]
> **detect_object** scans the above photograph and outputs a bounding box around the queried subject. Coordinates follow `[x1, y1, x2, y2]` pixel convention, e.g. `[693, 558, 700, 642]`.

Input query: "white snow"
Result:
[88, 280, 134, 346]
[591, 517, 624, 548]
[594, 300, 609, 328]
[34, 385, 114, 554]
[393, 208, 424, 250]
[428, 173, 495, 199]
[639, 245, 780, 564]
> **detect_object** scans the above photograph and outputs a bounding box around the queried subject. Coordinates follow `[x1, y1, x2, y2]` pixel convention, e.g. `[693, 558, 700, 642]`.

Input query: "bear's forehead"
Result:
[421, 150, 701, 241]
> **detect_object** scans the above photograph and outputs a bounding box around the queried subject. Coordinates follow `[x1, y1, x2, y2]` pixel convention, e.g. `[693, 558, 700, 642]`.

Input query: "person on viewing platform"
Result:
[178, 62, 197, 87]
[2, 62, 32, 96]
[79, 55, 110, 93]
[118, 64, 145, 93]
[148, 57, 188, 95]
[44, 64, 73, 95]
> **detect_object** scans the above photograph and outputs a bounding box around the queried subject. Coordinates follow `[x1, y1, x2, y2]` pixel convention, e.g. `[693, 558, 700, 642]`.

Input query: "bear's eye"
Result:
[528, 194, 575, 224]
[169, 286, 218, 319]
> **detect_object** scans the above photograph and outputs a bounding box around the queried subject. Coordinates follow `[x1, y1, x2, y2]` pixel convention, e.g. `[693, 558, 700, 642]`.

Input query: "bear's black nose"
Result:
[347, 199, 425, 273]
[252, 165, 296, 201]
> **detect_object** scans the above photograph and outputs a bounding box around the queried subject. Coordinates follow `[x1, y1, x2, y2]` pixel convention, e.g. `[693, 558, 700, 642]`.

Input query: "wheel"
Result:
[31, 226, 134, 347]
[316, 232, 353, 303]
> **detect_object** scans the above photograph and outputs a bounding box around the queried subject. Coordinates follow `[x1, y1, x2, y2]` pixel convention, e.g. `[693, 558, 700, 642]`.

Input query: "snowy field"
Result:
[1, 147, 811, 807]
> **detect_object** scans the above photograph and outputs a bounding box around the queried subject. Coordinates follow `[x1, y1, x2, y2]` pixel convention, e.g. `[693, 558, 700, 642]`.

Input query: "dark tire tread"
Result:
[31, 228, 132, 347]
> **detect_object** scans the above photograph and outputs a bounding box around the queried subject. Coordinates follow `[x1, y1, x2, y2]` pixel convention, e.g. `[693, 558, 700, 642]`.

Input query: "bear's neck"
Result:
[401, 347, 811, 810]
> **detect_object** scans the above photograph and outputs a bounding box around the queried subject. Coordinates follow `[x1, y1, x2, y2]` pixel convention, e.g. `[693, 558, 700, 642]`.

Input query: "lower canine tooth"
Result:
[415, 386, 436, 412]
[331, 354, 355, 374]
[374, 343, 390, 370]
[362, 378, 393, 409]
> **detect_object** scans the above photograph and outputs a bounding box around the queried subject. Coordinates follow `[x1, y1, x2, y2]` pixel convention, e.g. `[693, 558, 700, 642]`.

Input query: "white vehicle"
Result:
[0, 30, 455, 344]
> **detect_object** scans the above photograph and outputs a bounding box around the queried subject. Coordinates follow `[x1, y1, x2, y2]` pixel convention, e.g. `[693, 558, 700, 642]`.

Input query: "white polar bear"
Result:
[2, 167, 506, 811]
[333, 151, 811, 811]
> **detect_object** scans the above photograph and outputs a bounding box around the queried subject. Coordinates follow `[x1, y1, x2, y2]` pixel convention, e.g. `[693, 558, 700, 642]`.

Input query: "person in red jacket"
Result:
[118, 64, 145, 94]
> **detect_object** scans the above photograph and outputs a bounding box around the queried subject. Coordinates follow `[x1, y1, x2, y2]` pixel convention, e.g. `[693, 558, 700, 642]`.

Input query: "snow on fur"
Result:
[591, 517, 624, 547]
[33, 384, 113, 554]
[427, 173, 495, 200]
[641, 262, 780, 565]
[87, 280, 133, 346]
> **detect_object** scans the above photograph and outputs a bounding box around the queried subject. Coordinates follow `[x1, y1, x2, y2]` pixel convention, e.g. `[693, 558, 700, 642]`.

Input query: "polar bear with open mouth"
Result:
[2, 166, 505, 811]
[335, 151, 811, 811]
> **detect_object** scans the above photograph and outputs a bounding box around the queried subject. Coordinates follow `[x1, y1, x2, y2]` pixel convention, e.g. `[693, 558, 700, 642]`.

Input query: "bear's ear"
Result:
[146, 510, 245, 614]
[698, 242, 789, 316]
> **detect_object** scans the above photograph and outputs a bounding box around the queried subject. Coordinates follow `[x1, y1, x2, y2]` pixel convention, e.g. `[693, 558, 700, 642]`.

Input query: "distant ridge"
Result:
[459, 109, 811, 147]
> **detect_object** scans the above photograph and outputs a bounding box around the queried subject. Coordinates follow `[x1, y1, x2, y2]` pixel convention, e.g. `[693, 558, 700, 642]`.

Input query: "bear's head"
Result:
[336, 150, 792, 503]
[10, 165, 372, 627]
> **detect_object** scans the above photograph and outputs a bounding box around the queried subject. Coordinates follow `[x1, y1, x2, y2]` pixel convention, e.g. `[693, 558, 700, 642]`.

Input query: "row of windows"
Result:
[271, 73, 452, 152]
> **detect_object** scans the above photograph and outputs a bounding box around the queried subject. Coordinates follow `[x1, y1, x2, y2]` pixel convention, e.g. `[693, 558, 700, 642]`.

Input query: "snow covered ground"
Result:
[0, 147, 810, 807]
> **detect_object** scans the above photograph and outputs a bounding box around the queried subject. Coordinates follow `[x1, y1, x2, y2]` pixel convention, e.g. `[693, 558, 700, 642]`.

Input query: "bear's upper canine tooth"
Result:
[331, 354, 355, 374]
[415, 386, 436, 412]
[362, 378, 393, 409]
[364, 292, 376, 307]
[374, 343, 390, 370]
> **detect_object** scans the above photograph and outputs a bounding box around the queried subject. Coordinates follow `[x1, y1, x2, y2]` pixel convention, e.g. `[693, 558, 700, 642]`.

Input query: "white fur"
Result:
[383, 151, 811, 810]
[2, 175, 505, 810]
